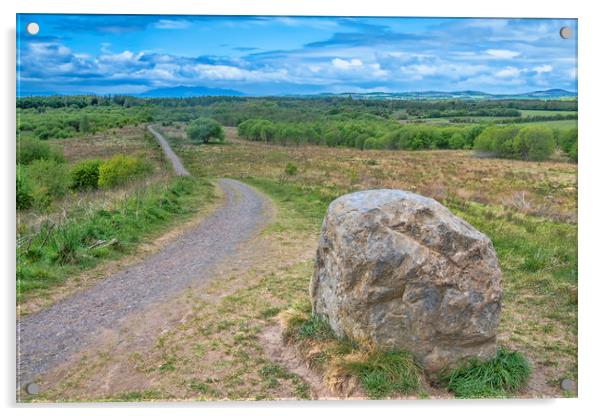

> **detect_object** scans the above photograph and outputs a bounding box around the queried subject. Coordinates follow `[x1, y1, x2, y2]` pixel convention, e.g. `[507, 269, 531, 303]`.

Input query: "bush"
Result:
[474, 125, 555, 161]
[16, 174, 33, 210]
[559, 128, 578, 162]
[568, 141, 578, 162]
[98, 155, 152, 188]
[187, 117, 224, 144]
[514, 125, 555, 161]
[70, 159, 102, 190]
[449, 132, 466, 149]
[284, 162, 298, 176]
[17, 136, 64, 165]
[473, 125, 520, 157]
[25, 159, 70, 206]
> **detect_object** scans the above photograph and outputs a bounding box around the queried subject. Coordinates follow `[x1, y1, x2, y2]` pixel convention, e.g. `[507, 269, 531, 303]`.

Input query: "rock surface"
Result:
[310, 189, 502, 376]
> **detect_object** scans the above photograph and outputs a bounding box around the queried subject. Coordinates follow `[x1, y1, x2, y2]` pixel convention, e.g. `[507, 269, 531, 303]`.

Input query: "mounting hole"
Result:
[25, 382, 39, 395]
[26, 22, 40, 35]
[559, 26, 571, 40]
[560, 378, 576, 392]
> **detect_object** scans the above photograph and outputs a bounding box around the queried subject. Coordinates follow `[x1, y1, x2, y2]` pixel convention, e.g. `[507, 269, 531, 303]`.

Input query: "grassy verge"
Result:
[17, 176, 215, 302]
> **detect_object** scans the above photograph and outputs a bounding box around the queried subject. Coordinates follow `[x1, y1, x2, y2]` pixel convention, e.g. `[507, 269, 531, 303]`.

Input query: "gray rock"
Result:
[310, 189, 503, 376]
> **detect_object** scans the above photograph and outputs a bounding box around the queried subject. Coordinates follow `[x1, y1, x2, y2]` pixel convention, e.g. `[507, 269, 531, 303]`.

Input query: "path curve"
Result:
[17, 178, 270, 388]
[147, 125, 190, 176]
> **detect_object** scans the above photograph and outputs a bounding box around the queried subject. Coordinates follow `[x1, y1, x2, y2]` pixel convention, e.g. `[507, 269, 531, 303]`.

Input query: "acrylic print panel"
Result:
[16, 14, 577, 402]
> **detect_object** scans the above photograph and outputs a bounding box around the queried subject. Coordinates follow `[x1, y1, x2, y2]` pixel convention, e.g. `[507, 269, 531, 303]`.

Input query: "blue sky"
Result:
[16, 14, 578, 95]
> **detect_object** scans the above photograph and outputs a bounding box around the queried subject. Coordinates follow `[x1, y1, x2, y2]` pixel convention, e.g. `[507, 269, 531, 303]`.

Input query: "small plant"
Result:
[295, 314, 334, 340]
[284, 162, 298, 176]
[442, 347, 531, 398]
[16, 174, 33, 210]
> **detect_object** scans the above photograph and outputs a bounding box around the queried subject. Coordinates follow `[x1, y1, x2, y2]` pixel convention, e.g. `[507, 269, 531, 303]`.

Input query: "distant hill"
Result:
[137, 86, 244, 98]
[313, 89, 577, 100]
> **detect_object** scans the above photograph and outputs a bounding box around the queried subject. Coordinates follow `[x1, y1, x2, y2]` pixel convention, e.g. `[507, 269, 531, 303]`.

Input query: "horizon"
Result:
[17, 15, 578, 96]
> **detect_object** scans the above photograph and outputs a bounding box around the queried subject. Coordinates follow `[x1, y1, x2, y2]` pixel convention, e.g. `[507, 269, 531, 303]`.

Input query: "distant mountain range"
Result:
[17, 86, 576, 100]
[313, 88, 577, 100]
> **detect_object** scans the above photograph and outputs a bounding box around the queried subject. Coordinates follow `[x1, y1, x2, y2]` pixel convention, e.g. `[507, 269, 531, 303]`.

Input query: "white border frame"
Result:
[2, 1, 599, 415]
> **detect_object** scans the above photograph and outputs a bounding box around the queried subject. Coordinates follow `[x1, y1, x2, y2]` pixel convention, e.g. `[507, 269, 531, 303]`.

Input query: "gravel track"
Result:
[17, 178, 270, 388]
[147, 125, 190, 176]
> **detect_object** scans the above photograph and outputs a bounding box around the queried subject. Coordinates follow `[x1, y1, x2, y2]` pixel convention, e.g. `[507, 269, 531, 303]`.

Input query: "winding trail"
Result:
[17, 131, 271, 388]
[147, 125, 190, 176]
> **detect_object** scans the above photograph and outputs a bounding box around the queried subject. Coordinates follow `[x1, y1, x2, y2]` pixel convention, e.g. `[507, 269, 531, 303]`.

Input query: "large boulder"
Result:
[310, 189, 502, 376]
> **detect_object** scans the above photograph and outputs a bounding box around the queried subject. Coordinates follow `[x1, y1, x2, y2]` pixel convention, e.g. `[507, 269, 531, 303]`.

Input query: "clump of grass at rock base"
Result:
[441, 348, 531, 398]
[280, 299, 530, 399]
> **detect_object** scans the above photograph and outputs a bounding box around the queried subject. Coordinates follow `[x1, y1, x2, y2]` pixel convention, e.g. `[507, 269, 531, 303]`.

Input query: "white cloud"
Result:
[533, 64, 553, 74]
[99, 50, 144, 63]
[192, 64, 289, 82]
[331, 58, 363, 70]
[495, 66, 522, 78]
[486, 49, 521, 59]
[153, 19, 192, 30]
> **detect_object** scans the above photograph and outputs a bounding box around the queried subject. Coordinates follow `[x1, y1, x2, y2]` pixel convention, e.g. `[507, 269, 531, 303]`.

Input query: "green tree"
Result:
[187, 117, 224, 144]
[514, 125, 555, 161]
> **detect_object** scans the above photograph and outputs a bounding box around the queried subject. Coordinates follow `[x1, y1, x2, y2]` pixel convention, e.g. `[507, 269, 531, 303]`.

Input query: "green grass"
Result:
[520, 119, 577, 130]
[255, 177, 575, 398]
[442, 348, 531, 398]
[16, 176, 214, 301]
[519, 110, 577, 117]
[345, 351, 423, 399]
[281, 301, 423, 399]
[243, 177, 336, 232]
[293, 314, 336, 341]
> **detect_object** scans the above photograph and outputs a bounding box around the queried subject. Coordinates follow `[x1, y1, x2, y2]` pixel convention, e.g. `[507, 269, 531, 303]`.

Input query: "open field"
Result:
[139, 125, 574, 399]
[18, 101, 578, 401]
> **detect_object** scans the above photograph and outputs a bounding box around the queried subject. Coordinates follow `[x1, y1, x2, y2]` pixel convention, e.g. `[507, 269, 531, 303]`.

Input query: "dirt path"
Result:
[147, 125, 190, 176]
[17, 178, 270, 390]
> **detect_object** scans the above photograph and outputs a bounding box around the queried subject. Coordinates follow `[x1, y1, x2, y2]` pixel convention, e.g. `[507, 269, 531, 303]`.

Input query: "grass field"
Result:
[165, 125, 576, 398]
[23, 122, 577, 401]
[519, 109, 577, 117]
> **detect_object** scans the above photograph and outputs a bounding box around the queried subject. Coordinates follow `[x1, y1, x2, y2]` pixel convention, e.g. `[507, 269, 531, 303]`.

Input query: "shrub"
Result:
[568, 141, 577, 162]
[98, 155, 152, 188]
[449, 132, 466, 149]
[187, 117, 224, 144]
[17, 136, 64, 164]
[284, 162, 298, 176]
[16, 174, 33, 210]
[474, 125, 520, 157]
[559, 128, 578, 161]
[25, 159, 70, 202]
[514, 125, 555, 161]
[70, 159, 102, 190]
[474, 125, 554, 161]
[442, 347, 531, 398]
